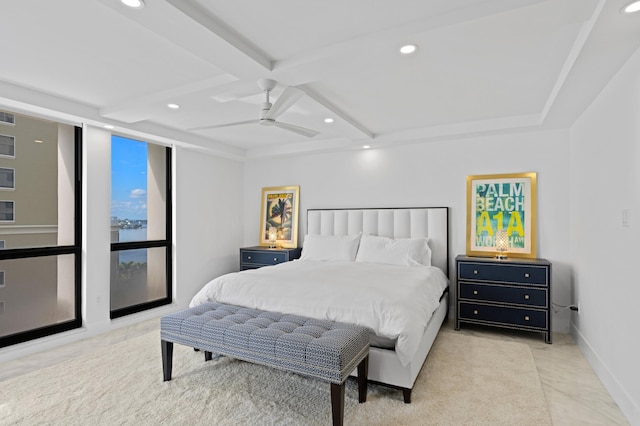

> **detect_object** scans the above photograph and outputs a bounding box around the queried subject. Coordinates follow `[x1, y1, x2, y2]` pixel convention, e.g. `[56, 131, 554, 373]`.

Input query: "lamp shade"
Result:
[495, 229, 509, 258]
[268, 226, 278, 247]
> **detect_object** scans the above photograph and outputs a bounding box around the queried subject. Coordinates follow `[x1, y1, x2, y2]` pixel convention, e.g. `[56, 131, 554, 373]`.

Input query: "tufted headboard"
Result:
[306, 207, 449, 277]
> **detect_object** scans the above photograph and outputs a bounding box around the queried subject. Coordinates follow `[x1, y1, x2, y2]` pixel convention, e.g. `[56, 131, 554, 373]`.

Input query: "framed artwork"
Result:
[466, 172, 537, 258]
[259, 185, 300, 248]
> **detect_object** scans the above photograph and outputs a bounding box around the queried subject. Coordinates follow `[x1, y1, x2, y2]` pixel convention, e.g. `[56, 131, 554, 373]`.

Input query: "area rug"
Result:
[0, 329, 551, 425]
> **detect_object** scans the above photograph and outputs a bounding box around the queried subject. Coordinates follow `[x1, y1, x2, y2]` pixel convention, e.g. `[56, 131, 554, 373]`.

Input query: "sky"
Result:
[111, 135, 147, 221]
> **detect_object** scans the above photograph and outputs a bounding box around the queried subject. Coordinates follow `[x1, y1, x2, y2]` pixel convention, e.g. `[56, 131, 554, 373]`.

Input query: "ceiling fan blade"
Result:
[189, 120, 255, 131]
[272, 121, 319, 138]
[263, 86, 304, 120]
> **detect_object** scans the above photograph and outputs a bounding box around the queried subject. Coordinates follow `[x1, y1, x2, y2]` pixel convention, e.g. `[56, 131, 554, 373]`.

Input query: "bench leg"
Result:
[357, 355, 368, 403]
[161, 340, 173, 381]
[330, 382, 345, 426]
[204, 351, 213, 361]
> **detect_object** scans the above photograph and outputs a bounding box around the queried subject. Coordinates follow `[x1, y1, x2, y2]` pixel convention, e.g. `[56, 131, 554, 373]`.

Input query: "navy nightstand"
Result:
[455, 255, 552, 343]
[239, 246, 302, 270]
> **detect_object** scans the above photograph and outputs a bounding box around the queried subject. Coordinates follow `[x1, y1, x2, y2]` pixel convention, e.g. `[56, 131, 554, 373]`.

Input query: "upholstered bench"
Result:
[160, 302, 370, 426]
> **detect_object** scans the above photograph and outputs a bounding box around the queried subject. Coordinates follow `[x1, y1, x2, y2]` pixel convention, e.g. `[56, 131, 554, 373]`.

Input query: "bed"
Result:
[190, 207, 450, 402]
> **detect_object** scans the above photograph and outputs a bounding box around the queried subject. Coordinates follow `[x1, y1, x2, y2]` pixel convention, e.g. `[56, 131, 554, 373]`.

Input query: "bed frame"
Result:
[307, 207, 450, 403]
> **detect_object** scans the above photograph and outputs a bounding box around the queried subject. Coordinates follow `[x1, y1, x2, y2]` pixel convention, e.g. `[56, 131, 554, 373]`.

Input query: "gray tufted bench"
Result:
[160, 302, 370, 426]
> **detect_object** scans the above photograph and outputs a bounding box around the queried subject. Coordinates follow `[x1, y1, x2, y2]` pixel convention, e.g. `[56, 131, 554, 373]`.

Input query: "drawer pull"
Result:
[473, 270, 478, 275]
[473, 290, 478, 295]
[524, 295, 530, 300]
[247, 256, 252, 260]
[524, 316, 530, 321]
[524, 273, 530, 278]
[473, 310, 478, 315]
[274, 257, 278, 261]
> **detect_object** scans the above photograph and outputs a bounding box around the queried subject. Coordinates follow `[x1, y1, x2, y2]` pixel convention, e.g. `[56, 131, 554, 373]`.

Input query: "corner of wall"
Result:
[571, 321, 638, 425]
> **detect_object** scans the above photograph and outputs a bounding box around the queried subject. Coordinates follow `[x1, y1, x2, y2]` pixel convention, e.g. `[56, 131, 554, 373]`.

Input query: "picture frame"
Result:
[259, 185, 300, 248]
[466, 172, 537, 258]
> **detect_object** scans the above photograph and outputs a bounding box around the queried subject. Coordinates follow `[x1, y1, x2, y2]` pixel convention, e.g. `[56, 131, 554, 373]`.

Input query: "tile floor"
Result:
[447, 320, 629, 425]
[0, 317, 630, 425]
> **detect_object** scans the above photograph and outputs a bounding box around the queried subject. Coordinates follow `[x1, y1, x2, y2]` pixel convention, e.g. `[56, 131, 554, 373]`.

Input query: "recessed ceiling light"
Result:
[104, 125, 114, 129]
[121, 0, 145, 9]
[34, 139, 44, 144]
[362, 145, 371, 149]
[167, 103, 180, 109]
[622, 1, 640, 13]
[400, 44, 418, 55]
[324, 118, 334, 123]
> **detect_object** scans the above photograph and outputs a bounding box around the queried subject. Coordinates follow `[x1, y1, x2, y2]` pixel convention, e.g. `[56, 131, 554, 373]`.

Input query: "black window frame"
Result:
[0, 126, 82, 348]
[109, 145, 172, 319]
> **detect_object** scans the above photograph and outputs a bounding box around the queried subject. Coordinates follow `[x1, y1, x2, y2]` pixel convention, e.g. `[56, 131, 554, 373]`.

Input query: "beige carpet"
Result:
[0, 329, 551, 425]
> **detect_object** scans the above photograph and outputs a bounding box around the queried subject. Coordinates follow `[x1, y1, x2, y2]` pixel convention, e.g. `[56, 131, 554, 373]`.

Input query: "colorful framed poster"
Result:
[259, 185, 300, 248]
[466, 172, 537, 258]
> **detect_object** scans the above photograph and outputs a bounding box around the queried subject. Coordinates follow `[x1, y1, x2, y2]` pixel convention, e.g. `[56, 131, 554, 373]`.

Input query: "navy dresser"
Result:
[240, 246, 302, 270]
[455, 255, 552, 343]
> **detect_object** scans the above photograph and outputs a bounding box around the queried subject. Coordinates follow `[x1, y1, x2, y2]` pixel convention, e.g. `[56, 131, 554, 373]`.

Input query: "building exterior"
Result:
[0, 111, 75, 337]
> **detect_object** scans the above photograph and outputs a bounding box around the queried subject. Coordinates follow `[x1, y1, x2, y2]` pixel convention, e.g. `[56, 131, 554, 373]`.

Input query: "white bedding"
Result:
[190, 260, 449, 366]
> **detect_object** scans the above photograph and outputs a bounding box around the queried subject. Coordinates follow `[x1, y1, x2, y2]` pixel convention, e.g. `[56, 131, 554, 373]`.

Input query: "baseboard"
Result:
[571, 321, 638, 425]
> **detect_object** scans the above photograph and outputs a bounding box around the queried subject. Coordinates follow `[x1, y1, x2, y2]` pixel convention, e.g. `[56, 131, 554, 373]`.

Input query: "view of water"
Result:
[117, 228, 148, 263]
[118, 227, 147, 243]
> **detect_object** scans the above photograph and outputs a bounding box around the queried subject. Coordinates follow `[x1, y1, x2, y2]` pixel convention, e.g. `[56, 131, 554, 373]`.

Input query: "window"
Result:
[0, 110, 81, 348]
[0, 270, 4, 287]
[110, 136, 171, 318]
[0, 168, 15, 189]
[0, 240, 4, 249]
[0, 112, 15, 126]
[0, 134, 15, 157]
[0, 201, 14, 222]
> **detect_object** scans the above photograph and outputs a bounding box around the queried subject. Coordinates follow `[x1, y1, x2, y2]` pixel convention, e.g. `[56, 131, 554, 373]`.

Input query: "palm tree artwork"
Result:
[268, 196, 293, 240]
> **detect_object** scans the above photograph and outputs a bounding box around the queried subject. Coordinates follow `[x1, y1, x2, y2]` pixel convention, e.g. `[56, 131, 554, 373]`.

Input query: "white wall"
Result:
[83, 126, 112, 329]
[570, 47, 640, 424]
[173, 147, 244, 306]
[243, 129, 573, 331]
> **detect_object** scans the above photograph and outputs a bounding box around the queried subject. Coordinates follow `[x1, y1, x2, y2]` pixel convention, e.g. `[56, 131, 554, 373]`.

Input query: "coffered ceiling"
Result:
[0, 0, 638, 159]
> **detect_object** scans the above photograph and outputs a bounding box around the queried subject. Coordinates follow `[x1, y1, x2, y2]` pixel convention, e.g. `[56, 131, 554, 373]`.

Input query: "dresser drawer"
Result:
[458, 262, 548, 286]
[241, 250, 287, 265]
[458, 302, 547, 329]
[458, 282, 547, 307]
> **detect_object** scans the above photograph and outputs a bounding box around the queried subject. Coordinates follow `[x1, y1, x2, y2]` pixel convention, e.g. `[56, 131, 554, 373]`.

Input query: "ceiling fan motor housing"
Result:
[257, 78, 277, 92]
[260, 102, 273, 120]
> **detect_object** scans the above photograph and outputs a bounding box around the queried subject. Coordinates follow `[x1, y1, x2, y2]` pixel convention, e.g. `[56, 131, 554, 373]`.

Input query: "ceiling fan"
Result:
[190, 79, 319, 138]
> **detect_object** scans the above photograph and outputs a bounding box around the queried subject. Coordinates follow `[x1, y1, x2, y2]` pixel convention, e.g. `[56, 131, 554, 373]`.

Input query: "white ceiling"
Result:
[1, 0, 638, 159]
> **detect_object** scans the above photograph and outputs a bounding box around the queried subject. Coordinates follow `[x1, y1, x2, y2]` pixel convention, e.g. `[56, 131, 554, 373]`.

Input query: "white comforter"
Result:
[190, 260, 449, 366]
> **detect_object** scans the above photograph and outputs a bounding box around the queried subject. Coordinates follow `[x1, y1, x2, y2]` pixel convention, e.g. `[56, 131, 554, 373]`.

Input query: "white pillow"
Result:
[300, 233, 361, 261]
[355, 235, 431, 267]
[408, 237, 432, 267]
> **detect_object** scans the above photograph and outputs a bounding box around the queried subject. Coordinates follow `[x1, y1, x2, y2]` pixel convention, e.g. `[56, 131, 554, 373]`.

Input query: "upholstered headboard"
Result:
[306, 207, 449, 277]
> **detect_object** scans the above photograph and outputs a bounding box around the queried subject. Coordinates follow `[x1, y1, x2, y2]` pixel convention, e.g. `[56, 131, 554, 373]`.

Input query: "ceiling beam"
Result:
[166, 0, 273, 71]
[299, 85, 374, 139]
